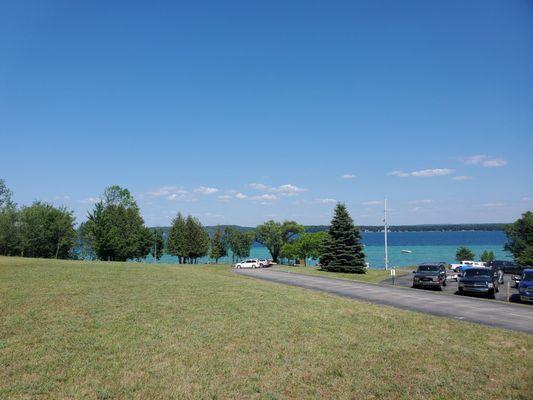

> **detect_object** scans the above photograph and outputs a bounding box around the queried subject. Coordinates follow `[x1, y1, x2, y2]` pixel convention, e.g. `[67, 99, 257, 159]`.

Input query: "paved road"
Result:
[235, 268, 533, 334]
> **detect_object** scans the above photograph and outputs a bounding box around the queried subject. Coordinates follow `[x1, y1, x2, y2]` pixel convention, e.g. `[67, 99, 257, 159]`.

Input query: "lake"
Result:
[154, 230, 511, 268]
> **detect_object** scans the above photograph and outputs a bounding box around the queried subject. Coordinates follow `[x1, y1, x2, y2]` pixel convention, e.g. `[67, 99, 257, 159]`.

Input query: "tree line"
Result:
[1, 178, 531, 269]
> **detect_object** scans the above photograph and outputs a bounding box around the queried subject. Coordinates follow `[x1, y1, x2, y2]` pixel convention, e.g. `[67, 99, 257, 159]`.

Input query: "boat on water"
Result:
[401, 249, 412, 254]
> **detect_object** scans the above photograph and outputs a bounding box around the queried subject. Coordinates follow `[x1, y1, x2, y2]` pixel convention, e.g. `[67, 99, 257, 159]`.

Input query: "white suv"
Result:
[235, 259, 260, 269]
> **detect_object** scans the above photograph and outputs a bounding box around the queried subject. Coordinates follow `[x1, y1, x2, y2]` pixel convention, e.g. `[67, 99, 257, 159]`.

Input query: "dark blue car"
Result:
[519, 269, 533, 303]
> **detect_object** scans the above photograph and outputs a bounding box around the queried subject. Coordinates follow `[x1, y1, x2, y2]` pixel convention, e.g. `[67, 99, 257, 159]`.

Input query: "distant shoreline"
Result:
[151, 223, 509, 234]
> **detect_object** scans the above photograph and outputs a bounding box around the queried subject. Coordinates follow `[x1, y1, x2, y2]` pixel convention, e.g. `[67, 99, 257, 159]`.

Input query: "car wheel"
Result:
[438, 285, 443, 291]
[458, 287, 463, 294]
[488, 290, 495, 299]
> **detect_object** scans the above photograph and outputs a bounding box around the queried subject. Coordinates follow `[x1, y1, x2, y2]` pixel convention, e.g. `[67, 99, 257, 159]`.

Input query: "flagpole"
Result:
[384, 199, 389, 271]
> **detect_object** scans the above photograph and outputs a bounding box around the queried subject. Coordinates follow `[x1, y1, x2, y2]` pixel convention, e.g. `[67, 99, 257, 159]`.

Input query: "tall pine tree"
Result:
[320, 203, 366, 273]
[210, 226, 227, 263]
[167, 212, 188, 263]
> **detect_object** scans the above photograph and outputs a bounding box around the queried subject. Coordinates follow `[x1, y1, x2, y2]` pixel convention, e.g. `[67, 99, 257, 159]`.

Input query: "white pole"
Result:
[384, 199, 389, 271]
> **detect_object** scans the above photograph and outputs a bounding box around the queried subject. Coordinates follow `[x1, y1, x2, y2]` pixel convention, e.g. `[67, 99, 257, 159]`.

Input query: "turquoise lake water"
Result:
[153, 231, 511, 268]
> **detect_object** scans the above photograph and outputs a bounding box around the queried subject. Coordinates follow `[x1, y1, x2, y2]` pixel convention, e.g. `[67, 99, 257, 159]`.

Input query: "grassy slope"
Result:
[272, 264, 411, 283]
[0, 257, 531, 400]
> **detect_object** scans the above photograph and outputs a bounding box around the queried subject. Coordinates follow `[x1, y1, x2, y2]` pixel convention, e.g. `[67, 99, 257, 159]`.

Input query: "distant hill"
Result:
[151, 223, 509, 236]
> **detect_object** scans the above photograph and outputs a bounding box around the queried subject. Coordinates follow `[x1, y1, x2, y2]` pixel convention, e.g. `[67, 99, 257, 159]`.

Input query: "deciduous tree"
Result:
[255, 220, 304, 263]
[505, 211, 533, 266]
[456, 246, 475, 262]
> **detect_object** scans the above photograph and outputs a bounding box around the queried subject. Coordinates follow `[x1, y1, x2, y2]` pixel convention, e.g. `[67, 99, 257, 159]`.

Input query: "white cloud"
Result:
[145, 186, 196, 202]
[250, 194, 278, 201]
[464, 155, 507, 168]
[341, 174, 356, 180]
[388, 170, 409, 178]
[408, 199, 433, 205]
[317, 198, 337, 204]
[147, 186, 187, 198]
[167, 193, 196, 202]
[245, 183, 308, 196]
[362, 200, 382, 206]
[270, 184, 308, 196]
[78, 197, 99, 204]
[203, 212, 224, 219]
[464, 154, 487, 165]
[235, 192, 248, 199]
[194, 186, 219, 195]
[248, 183, 269, 190]
[389, 168, 453, 178]
[481, 202, 505, 208]
[410, 168, 453, 177]
[217, 194, 232, 202]
[453, 175, 472, 181]
[482, 158, 507, 168]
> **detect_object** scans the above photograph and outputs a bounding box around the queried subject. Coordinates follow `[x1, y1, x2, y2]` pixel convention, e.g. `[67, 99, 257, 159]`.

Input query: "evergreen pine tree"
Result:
[321, 203, 366, 273]
[185, 215, 210, 263]
[210, 226, 227, 263]
[167, 212, 188, 263]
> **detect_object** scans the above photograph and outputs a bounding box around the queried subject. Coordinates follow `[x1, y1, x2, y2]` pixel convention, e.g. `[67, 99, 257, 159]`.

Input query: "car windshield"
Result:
[523, 272, 533, 281]
[418, 265, 439, 272]
[464, 269, 491, 277]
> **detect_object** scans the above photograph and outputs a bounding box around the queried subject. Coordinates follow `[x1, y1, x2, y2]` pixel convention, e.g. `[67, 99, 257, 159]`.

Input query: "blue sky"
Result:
[1, 0, 532, 226]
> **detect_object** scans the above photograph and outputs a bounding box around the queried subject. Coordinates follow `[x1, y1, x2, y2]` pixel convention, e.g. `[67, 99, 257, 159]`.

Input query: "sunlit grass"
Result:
[272, 264, 411, 283]
[1, 256, 531, 399]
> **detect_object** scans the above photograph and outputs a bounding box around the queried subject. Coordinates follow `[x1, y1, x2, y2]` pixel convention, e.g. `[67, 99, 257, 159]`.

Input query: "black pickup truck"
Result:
[458, 267, 499, 299]
[412, 263, 447, 290]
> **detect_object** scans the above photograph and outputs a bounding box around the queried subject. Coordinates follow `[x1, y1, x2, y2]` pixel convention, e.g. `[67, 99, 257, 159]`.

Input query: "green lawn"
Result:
[1, 257, 531, 399]
[272, 264, 411, 283]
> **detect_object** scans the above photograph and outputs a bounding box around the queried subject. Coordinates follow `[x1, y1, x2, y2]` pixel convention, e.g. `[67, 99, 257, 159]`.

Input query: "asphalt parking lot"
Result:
[235, 268, 533, 333]
[383, 270, 526, 303]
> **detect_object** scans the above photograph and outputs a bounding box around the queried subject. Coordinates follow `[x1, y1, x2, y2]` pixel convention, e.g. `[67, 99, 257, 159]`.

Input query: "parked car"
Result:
[235, 259, 260, 269]
[412, 263, 447, 290]
[518, 269, 533, 303]
[258, 259, 270, 267]
[450, 261, 485, 272]
[458, 267, 499, 299]
[487, 260, 524, 275]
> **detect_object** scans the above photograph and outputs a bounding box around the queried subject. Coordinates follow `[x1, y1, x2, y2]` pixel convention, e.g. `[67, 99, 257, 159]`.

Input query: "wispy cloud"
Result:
[270, 184, 308, 196]
[146, 186, 196, 202]
[464, 155, 507, 168]
[248, 183, 269, 190]
[317, 198, 337, 204]
[453, 175, 472, 181]
[482, 158, 507, 167]
[408, 199, 433, 205]
[388, 169, 453, 178]
[388, 170, 409, 178]
[194, 186, 219, 195]
[247, 183, 308, 196]
[362, 200, 382, 206]
[522, 197, 533, 202]
[77, 197, 99, 204]
[341, 174, 356, 180]
[410, 169, 453, 177]
[481, 202, 505, 208]
[217, 194, 232, 202]
[250, 194, 278, 201]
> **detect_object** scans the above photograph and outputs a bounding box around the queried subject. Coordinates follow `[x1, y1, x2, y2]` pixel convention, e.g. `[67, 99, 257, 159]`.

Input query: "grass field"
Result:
[271, 264, 411, 283]
[1, 257, 532, 399]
